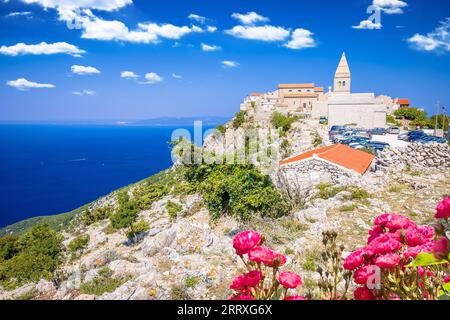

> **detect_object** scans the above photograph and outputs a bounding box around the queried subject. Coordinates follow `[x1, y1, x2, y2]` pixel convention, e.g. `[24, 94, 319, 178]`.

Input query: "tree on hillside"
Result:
[394, 107, 427, 121]
[429, 114, 449, 131]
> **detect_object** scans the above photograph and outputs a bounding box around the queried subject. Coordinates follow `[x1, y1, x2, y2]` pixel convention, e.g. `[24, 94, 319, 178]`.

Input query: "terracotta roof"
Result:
[250, 92, 263, 97]
[278, 83, 315, 89]
[396, 98, 410, 105]
[282, 93, 318, 98]
[314, 87, 324, 92]
[279, 144, 375, 175]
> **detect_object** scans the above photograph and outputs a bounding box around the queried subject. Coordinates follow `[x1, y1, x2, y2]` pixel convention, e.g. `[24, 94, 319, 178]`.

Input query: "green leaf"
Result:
[443, 282, 450, 293]
[438, 293, 450, 300]
[406, 252, 448, 267]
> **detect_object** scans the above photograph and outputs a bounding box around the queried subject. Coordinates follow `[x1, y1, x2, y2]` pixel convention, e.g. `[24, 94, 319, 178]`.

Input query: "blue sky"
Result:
[0, 0, 449, 121]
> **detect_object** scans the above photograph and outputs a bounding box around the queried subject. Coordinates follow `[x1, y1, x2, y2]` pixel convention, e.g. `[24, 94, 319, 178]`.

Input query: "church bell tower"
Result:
[334, 52, 351, 94]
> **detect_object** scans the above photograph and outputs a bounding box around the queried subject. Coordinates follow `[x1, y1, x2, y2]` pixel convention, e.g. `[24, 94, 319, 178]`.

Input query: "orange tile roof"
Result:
[278, 83, 315, 89]
[396, 98, 410, 105]
[314, 87, 324, 92]
[279, 144, 375, 175]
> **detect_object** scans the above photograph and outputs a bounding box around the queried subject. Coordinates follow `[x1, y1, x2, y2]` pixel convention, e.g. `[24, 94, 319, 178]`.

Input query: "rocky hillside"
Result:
[0, 112, 448, 300]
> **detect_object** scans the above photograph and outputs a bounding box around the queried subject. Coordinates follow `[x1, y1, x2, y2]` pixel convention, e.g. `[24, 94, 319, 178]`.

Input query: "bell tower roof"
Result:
[335, 52, 351, 78]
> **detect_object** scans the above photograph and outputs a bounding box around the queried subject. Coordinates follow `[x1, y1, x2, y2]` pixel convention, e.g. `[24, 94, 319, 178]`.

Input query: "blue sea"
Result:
[0, 124, 214, 228]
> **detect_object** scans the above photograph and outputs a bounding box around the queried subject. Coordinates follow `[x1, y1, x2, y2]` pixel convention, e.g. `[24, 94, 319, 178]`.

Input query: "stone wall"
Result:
[376, 142, 450, 171]
[279, 158, 359, 186]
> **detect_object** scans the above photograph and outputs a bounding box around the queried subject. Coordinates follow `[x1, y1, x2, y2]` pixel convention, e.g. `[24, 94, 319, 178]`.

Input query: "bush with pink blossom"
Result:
[344, 197, 450, 300]
[229, 230, 306, 300]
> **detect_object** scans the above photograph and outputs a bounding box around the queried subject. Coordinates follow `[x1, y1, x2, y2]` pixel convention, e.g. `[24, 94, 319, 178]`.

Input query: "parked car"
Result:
[330, 125, 345, 132]
[408, 131, 426, 142]
[386, 126, 400, 134]
[371, 128, 386, 135]
[348, 142, 365, 149]
[341, 136, 371, 145]
[417, 135, 447, 144]
[319, 116, 327, 124]
[362, 141, 390, 151]
[398, 130, 425, 141]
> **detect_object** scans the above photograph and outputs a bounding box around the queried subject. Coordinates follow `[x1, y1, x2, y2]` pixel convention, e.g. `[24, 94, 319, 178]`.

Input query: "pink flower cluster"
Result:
[230, 230, 305, 300]
[344, 200, 450, 300]
[435, 197, 450, 219]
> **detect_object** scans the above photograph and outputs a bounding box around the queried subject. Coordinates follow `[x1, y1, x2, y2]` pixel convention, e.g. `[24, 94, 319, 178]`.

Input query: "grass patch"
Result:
[80, 267, 130, 296]
[184, 276, 199, 289]
[339, 203, 359, 212]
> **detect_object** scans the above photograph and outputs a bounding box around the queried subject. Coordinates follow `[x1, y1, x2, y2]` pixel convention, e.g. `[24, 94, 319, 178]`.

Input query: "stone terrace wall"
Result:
[279, 158, 359, 186]
[376, 142, 450, 171]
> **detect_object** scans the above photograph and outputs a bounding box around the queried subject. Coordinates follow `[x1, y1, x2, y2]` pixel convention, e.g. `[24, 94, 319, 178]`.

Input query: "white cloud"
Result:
[6, 78, 55, 90]
[72, 89, 95, 96]
[225, 25, 290, 41]
[201, 43, 221, 52]
[63, 9, 206, 43]
[231, 12, 269, 25]
[20, 2, 206, 44]
[20, 0, 132, 11]
[0, 41, 85, 57]
[141, 72, 163, 84]
[221, 60, 239, 68]
[5, 11, 32, 17]
[188, 13, 207, 24]
[121, 71, 139, 79]
[407, 18, 450, 53]
[172, 73, 182, 79]
[373, 0, 408, 14]
[284, 28, 316, 49]
[206, 26, 217, 33]
[352, 19, 382, 30]
[71, 65, 100, 75]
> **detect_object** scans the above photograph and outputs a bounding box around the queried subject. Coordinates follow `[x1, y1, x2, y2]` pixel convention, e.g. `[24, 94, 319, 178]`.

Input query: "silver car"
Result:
[386, 126, 400, 134]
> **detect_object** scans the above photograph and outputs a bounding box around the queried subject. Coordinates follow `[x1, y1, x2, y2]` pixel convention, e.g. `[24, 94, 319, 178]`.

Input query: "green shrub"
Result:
[133, 183, 169, 211]
[314, 183, 344, 200]
[215, 125, 226, 134]
[233, 111, 246, 129]
[386, 115, 401, 126]
[80, 267, 130, 296]
[110, 192, 138, 229]
[67, 234, 89, 255]
[302, 250, 319, 272]
[339, 204, 358, 212]
[311, 131, 323, 147]
[185, 164, 288, 220]
[126, 220, 150, 241]
[166, 201, 182, 219]
[394, 107, 427, 121]
[271, 112, 298, 136]
[81, 206, 112, 226]
[0, 225, 63, 289]
[341, 186, 369, 201]
[184, 276, 199, 288]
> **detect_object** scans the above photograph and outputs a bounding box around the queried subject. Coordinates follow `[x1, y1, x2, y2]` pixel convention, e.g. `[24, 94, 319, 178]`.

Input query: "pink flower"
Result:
[402, 242, 434, 260]
[230, 275, 247, 291]
[374, 213, 391, 227]
[284, 295, 307, 300]
[248, 246, 275, 265]
[229, 295, 255, 300]
[278, 272, 302, 289]
[243, 270, 263, 287]
[435, 197, 450, 219]
[432, 237, 449, 259]
[368, 225, 384, 243]
[374, 253, 401, 268]
[405, 225, 434, 247]
[269, 252, 287, 268]
[386, 214, 414, 230]
[388, 294, 401, 300]
[417, 267, 433, 277]
[233, 230, 262, 255]
[354, 286, 376, 300]
[368, 233, 403, 254]
[354, 265, 376, 285]
[444, 276, 450, 283]
[343, 249, 366, 270]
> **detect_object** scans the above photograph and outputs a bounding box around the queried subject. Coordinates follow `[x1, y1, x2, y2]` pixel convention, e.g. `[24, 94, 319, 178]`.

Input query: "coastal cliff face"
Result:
[0, 114, 449, 300]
